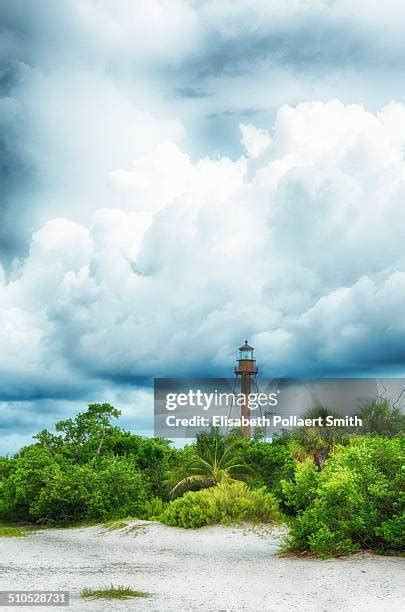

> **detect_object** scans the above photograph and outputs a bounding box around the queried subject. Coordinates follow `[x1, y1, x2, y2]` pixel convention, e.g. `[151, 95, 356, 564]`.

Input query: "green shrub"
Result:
[283, 437, 404, 557]
[161, 481, 280, 528]
[0, 403, 178, 525]
[0, 447, 58, 521]
[138, 497, 167, 520]
[376, 514, 405, 547]
[243, 438, 295, 493]
[280, 459, 320, 514]
[1, 452, 149, 524]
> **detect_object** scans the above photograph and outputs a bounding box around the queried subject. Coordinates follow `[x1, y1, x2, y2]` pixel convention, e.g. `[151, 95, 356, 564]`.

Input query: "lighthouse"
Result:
[234, 340, 258, 437]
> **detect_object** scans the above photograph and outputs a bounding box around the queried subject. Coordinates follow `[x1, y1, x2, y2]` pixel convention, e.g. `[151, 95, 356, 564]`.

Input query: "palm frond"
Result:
[217, 440, 239, 468]
[187, 457, 213, 474]
[170, 475, 215, 498]
[169, 431, 251, 498]
[226, 462, 253, 473]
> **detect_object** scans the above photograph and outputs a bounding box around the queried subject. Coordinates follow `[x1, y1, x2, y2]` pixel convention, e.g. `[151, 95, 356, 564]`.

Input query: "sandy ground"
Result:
[0, 521, 403, 611]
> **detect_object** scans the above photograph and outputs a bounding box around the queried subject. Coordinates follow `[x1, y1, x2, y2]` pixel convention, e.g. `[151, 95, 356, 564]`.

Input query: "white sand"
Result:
[0, 521, 403, 611]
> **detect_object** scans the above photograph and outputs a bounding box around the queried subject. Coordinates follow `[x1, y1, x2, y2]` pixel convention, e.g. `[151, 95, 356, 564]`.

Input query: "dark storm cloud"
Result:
[0, 378, 92, 402]
[0, 96, 38, 263]
[180, 17, 366, 79]
[0, 2, 43, 264]
[0, 0, 97, 68]
[0, 0, 118, 263]
[1, 0, 405, 263]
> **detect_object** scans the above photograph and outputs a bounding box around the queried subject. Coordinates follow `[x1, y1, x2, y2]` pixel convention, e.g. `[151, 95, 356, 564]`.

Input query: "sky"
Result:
[1, 0, 405, 453]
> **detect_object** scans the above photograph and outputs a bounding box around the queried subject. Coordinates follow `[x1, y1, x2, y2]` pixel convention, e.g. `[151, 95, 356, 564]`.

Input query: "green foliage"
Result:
[280, 459, 320, 514]
[32, 404, 176, 500]
[161, 481, 280, 528]
[0, 524, 27, 537]
[282, 437, 404, 557]
[1, 451, 149, 523]
[357, 399, 404, 436]
[376, 514, 405, 547]
[138, 496, 167, 520]
[81, 585, 148, 600]
[0, 446, 58, 521]
[242, 437, 295, 493]
[1, 400, 402, 554]
[0, 404, 176, 524]
[169, 428, 251, 498]
[284, 407, 350, 470]
[35, 403, 121, 463]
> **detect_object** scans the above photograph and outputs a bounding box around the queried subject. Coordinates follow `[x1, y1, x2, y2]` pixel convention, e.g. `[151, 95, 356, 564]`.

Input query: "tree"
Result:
[35, 403, 121, 463]
[170, 429, 251, 498]
[243, 437, 295, 492]
[1, 404, 176, 523]
[286, 407, 348, 470]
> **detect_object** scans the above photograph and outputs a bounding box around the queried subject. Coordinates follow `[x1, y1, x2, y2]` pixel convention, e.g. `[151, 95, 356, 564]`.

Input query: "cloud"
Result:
[0, 386, 154, 454]
[2, 2, 405, 449]
[240, 123, 272, 158]
[183, 0, 405, 75]
[3, 0, 405, 265]
[1, 100, 405, 406]
[0, 65, 184, 263]
[0, 0, 190, 263]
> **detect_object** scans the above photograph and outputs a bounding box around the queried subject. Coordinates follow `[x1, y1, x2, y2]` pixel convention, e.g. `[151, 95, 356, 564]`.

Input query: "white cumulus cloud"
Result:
[239, 123, 272, 158]
[1, 100, 405, 402]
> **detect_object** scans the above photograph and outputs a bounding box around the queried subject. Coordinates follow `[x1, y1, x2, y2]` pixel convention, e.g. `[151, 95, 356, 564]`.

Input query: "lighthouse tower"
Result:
[234, 340, 258, 437]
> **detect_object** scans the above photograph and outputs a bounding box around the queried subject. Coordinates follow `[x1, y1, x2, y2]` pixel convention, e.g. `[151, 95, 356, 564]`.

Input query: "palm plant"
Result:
[288, 407, 347, 470]
[170, 430, 251, 498]
[356, 399, 404, 435]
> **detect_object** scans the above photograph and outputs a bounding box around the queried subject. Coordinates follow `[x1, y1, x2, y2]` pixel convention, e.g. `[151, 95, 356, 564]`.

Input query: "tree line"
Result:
[0, 400, 403, 557]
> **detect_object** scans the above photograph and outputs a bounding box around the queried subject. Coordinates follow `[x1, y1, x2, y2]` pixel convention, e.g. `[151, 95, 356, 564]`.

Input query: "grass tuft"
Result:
[80, 585, 148, 600]
[0, 524, 27, 538]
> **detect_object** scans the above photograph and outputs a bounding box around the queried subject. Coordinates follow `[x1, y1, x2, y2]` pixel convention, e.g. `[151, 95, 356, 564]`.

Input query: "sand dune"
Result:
[0, 521, 403, 611]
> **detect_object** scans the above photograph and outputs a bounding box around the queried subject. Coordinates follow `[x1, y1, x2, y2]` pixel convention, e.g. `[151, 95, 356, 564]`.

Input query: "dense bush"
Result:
[243, 437, 295, 492]
[0, 404, 176, 524]
[1, 402, 402, 556]
[1, 449, 149, 523]
[138, 496, 168, 521]
[282, 437, 404, 557]
[161, 481, 280, 528]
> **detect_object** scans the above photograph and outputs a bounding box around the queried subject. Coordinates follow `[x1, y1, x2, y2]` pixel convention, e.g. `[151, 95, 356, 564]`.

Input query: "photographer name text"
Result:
[165, 415, 362, 427]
